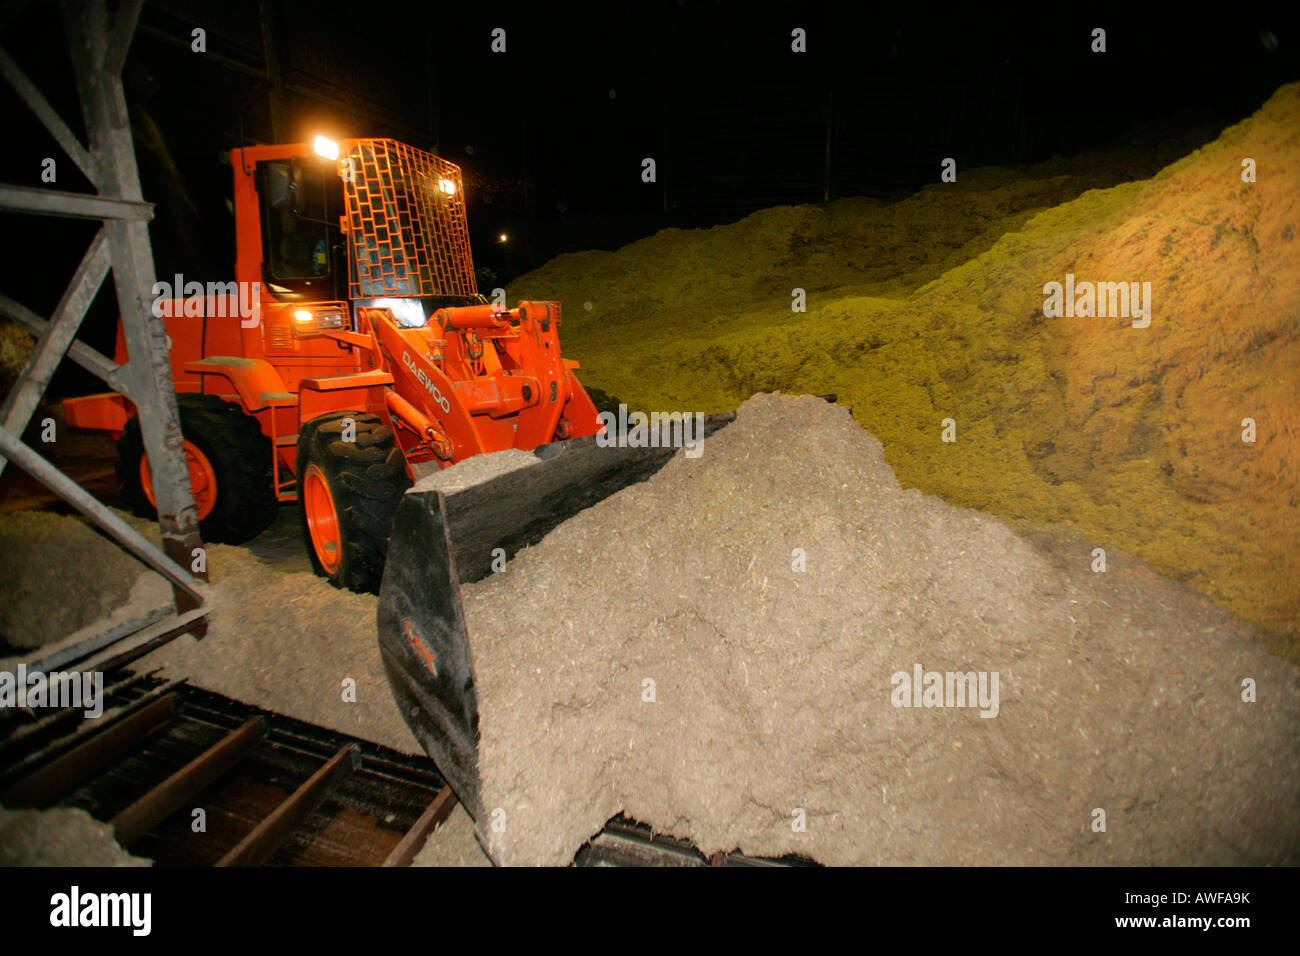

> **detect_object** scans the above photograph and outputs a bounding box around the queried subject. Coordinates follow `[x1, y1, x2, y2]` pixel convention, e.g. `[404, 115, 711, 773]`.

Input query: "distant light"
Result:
[294, 309, 313, 322]
[313, 135, 339, 160]
[498, 233, 508, 243]
[439, 178, 457, 195]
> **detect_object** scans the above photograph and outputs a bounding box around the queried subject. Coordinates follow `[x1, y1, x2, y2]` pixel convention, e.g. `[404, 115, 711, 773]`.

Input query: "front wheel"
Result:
[296, 411, 410, 593]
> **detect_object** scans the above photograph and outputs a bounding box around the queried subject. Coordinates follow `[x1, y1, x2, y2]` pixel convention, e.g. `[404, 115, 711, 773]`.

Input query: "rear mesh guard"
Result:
[376, 413, 738, 829]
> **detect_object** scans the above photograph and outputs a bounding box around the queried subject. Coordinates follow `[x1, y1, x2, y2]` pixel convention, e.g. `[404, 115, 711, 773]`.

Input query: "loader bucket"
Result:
[376, 412, 738, 826]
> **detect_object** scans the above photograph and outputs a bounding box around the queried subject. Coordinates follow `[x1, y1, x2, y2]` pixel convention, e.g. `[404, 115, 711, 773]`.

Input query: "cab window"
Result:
[259, 159, 339, 292]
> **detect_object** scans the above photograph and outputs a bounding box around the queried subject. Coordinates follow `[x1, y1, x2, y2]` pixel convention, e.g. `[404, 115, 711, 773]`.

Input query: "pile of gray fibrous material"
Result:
[0, 511, 168, 650]
[0, 806, 150, 866]
[459, 393, 1300, 866]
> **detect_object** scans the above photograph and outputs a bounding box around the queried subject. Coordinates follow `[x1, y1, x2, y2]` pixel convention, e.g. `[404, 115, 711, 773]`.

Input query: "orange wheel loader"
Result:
[64, 136, 602, 593]
[62, 134, 768, 856]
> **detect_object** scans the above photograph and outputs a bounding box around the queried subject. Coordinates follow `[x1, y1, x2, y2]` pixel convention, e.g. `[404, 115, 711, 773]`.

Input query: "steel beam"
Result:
[0, 669, 158, 755]
[0, 428, 205, 604]
[134, 21, 430, 144]
[0, 183, 152, 220]
[102, 0, 143, 75]
[61, 0, 206, 606]
[111, 715, 266, 846]
[0, 293, 123, 389]
[0, 0, 208, 660]
[258, 1, 284, 143]
[380, 785, 458, 866]
[78, 605, 209, 673]
[0, 230, 110, 477]
[0, 43, 98, 185]
[14, 605, 172, 677]
[0, 691, 177, 807]
[215, 743, 360, 867]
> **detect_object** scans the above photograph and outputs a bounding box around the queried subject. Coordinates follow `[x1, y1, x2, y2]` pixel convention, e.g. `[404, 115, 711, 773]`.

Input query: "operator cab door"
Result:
[256, 157, 356, 373]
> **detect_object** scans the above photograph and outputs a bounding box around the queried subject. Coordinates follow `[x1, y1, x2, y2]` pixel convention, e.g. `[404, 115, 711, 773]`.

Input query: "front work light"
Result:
[291, 305, 347, 337]
[439, 178, 457, 195]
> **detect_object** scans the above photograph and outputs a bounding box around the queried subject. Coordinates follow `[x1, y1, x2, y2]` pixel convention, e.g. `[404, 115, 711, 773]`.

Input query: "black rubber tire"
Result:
[117, 394, 278, 545]
[296, 411, 410, 593]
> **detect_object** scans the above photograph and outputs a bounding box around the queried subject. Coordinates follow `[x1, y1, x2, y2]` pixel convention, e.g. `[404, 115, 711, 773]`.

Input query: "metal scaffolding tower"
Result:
[0, 0, 208, 676]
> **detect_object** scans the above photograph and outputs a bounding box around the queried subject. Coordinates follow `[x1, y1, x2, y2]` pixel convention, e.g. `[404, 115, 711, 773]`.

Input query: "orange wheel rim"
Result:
[141, 440, 218, 521]
[303, 463, 341, 574]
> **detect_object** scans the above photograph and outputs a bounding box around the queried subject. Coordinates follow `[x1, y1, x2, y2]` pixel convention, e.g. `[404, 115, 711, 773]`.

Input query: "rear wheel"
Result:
[118, 394, 277, 544]
[296, 411, 410, 593]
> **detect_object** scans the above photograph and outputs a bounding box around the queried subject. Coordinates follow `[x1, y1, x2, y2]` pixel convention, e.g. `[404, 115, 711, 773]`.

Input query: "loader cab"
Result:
[231, 138, 483, 360]
[214, 144, 363, 392]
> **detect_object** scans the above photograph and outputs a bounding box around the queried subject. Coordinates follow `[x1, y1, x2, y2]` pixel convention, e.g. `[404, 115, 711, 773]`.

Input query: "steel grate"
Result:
[344, 138, 477, 300]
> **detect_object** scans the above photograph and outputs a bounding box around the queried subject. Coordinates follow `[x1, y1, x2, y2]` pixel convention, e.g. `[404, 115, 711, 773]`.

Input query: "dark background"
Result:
[1, 0, 1296, 396]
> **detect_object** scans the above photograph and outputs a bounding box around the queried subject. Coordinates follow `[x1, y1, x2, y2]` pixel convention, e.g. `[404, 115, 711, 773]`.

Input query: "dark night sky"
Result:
[1, 1, 1297, 393]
